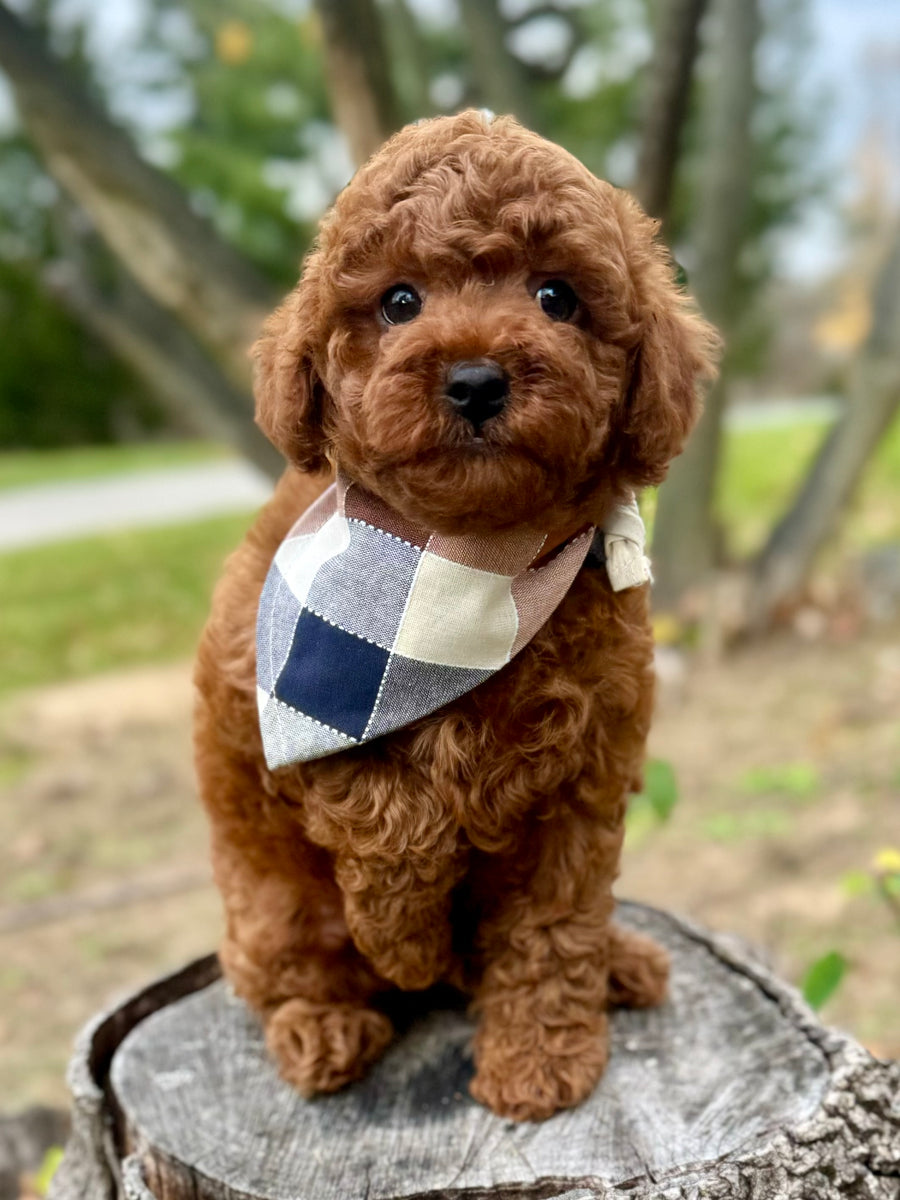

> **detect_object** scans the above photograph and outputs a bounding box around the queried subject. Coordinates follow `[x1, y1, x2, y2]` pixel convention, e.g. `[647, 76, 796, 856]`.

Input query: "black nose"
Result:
[444, 360, 509, 430]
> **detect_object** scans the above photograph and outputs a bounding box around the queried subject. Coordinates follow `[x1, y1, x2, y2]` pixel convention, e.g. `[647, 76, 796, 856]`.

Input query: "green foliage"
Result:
[701, 809, 792, 843]
[0, 0, 824, 451]
[0, 742, 33, 787]
[7, 866, 63, 904]
[0, 64, 166, 449]
[669, 0, 824, 376]
[801, 950, 846, 1011]
[648, 411, 850, 560]
[738, 761, 821, 801]
[0, 260, 163, 450]
[839, 869, 875, 899]
[628, 758, 679, 844]
[0, 513, 251, 693]
[716, 406, 900, 560]
[701, 762, 820, 843]
[839, 850, 900, 938]
[157, 1, 334, 285]
[718, 414, 832, 557]
[33, 1146, 65, 1198]
[639, 758, 679, 821]
[856, 411, 900, 546]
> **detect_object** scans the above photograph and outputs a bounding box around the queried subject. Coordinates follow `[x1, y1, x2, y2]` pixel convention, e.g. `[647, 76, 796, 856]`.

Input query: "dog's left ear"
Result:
[613, 199, 720, 486]
[253, 268, 330, 473]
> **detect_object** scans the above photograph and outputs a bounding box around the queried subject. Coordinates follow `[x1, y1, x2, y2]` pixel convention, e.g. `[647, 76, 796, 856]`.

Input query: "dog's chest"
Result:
[444, 566, 643, 763]
[280, 568, 649, 849]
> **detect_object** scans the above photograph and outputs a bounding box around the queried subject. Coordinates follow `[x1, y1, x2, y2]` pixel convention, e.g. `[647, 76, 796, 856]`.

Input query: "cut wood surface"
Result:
[49, 903, 900, 1200]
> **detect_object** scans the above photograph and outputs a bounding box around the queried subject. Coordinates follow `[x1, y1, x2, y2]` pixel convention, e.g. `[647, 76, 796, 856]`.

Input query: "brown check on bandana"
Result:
[256, 474, 649, 768]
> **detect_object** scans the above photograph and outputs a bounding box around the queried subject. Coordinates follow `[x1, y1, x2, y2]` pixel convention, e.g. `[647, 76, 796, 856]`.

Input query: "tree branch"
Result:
[634, 0, 710, 226]
[0, 1, 276, 395]
[45, 228, 283, 479]
[457, 0, 540, 130]
[313, 0, 403, 166]
[748, 230, 900, 625]
[650, 0, 760, 614]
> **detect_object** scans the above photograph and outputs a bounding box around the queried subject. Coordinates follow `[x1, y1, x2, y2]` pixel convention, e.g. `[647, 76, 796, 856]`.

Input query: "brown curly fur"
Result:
[194, 111, 718, 1122]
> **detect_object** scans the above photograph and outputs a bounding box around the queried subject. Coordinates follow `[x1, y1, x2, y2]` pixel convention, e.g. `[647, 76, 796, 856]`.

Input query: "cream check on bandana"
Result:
[257, 475, 650, 768]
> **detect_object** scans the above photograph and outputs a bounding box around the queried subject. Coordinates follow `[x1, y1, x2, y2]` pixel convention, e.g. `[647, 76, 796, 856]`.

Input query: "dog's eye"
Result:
[380, 284, 422, 325]
[536, 280, 578, 322]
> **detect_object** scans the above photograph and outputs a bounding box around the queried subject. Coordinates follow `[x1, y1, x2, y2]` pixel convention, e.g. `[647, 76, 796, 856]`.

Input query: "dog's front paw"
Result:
[368, 930, 453, 990]
[348, 912, 453, 991]
[470, 1015, 609, 1121]
[265, 998, 393, 1095]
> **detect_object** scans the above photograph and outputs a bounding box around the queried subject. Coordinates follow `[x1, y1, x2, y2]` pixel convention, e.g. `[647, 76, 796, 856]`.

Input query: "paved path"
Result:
[0, 460, 274, 551]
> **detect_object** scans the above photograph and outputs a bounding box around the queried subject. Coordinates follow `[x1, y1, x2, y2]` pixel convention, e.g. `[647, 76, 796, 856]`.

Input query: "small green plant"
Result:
[639, 759, 679, 821]
[0, 740, 33, 786]
[627, 759, 679, 845]
[31, 1146, 64, 1197]
[839, 848, 900, 928]
[801, 950, 847, 1011]
[811, 848, 900, 1016]
[738, 761, 821, 801]
[872, 848, 900, 927]
[701, 809, 792, 842]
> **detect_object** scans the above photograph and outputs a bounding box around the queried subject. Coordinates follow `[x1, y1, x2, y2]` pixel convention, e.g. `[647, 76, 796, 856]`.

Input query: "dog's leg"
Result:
[300, 769, 467, 993]
[607, 924, 670, 1009]
[468, 803, 622, 1122]
[334, 842, 467, 991]
[199, 745, 393, 1096]
[215, 828, 394, 1095]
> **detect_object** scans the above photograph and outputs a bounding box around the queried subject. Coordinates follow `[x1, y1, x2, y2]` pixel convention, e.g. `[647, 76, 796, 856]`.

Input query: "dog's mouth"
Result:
[453, 423, 502, 450]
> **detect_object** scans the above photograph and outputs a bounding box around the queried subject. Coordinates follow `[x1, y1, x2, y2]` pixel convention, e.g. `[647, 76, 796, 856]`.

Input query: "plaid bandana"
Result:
[257, 475, 650, 768]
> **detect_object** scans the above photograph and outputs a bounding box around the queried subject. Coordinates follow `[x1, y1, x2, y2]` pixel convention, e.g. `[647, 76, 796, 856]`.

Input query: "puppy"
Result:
[194, 110, 717, 1121]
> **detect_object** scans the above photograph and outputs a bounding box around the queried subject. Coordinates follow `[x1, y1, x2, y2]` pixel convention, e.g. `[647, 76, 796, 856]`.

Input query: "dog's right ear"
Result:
[253, 276, 330, 473]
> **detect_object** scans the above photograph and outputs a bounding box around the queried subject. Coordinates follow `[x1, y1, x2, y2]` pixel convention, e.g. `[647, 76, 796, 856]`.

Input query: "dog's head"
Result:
[255, 111, 718, 535]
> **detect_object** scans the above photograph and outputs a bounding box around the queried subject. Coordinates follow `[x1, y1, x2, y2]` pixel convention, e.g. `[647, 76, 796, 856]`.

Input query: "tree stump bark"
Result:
[49, 903, 900, 1200]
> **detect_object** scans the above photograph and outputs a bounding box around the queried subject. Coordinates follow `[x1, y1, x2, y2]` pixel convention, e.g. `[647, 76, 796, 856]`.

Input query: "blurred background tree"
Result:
[0, 0, 897, 623]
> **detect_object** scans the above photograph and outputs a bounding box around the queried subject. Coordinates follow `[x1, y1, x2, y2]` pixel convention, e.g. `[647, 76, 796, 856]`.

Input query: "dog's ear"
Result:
[612, 199, 720, 486]
[253, 273, 330, 473]
[616, 302, 718, 486]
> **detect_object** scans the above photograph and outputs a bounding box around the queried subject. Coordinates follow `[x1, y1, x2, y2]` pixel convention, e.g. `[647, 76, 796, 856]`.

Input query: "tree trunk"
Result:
[0, 3, 276, 396]
[650, 0, 761, 615]
[46, 247, 284, 480]
[457, 0, 539, 131]
[49, 903, 900, 1199]
[313, 0, 403, 166]
[384, 0, 433, 123]
[748, 231, 900, 624]
[634, 0, 710, 227]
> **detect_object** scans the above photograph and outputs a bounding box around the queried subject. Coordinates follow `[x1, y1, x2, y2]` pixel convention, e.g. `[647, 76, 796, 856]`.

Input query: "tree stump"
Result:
[49, 903, 899, 1200]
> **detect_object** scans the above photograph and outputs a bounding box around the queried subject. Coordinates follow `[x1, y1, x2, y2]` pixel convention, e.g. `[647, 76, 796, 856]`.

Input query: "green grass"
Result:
[855, 411, 900, 547]
[0, 440, 229, 492]
[640, 413, 835, 551]
[719, 410, 900, 557]
[719, 420, 832, 557]
[643, 409, 900, 558]
[0, 514, 251, 694]
[738, 761, 822, 801]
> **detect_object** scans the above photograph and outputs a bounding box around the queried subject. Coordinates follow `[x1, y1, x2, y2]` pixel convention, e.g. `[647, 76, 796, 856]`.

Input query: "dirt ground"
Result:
[1, 627, 898, 1110]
